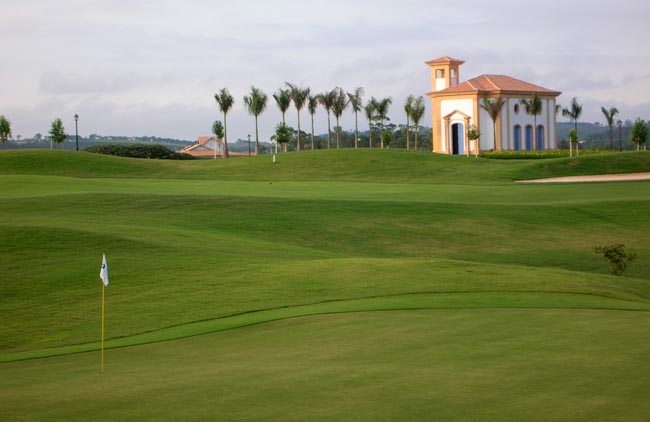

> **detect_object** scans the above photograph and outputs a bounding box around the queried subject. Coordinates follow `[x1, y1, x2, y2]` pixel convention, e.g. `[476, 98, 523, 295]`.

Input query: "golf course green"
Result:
[1, 149, 649, 421]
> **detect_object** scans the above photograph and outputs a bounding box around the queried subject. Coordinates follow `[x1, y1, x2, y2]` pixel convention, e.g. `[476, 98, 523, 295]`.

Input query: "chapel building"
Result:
[426, 56, 561, 155]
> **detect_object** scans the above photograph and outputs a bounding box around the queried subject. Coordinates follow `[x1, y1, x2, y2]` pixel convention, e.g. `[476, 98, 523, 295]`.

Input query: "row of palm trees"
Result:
[213, 84, 426, 158]
[479, 94, 626, 153]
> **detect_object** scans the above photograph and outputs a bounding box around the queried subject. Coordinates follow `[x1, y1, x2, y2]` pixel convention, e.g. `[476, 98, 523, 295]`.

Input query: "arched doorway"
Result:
[537, 125, 544, 151]
[451, 123, 464, 155]
[525, 125, 533, 151]
[514, 125, 521, 151]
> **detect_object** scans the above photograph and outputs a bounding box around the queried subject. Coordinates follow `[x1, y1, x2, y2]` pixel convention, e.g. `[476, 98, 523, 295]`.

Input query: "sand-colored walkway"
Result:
[516, 172, 650, 183]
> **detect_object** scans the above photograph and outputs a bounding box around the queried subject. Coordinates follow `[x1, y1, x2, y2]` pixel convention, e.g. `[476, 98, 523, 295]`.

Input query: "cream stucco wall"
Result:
[439, 98, 474, 153]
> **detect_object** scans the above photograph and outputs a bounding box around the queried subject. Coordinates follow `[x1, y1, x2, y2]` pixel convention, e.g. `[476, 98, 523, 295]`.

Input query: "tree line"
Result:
[212, 84, 426, 158]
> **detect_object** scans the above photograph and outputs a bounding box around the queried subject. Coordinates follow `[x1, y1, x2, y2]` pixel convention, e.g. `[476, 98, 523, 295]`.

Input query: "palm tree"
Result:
[480, 98, 506, 151]
[563, 97, 583, 157]
[214, 88, 234, 159]
[286, 83, 310, 151]
[371, 97, 392, 148]
[409, 96, 425, 151]
[273, 88, 291, 124]
[364, 102, 376, 148]
[520, 94, 543, 150]
[331, 87, 348, 148]
[273, 88, 291, 151]
[347, 87, 364, 148]
[319, 90, 336, 149]
[307, 94, 319, 150]
[601, 106, 619, 150]
[243, 86, 268, 155]
[404, 95, 415, 150]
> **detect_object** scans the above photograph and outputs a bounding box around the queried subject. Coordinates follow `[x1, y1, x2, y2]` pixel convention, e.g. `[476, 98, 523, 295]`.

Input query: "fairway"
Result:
[1, 149, 649, 420]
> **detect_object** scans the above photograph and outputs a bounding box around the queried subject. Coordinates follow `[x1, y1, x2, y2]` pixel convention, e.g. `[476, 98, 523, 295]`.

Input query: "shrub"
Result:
[85, 144, 194, 160]
[593, 244, 637, 276]
[480, 150, 610, 160]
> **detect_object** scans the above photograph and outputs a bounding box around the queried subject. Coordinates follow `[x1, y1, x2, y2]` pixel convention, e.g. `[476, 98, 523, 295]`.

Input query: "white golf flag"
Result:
[100, 254, 109, 286]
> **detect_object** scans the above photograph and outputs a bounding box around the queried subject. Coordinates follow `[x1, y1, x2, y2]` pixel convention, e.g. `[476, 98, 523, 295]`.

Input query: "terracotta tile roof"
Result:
[431, 74, 561, 96]
[425, 56, 465, 65]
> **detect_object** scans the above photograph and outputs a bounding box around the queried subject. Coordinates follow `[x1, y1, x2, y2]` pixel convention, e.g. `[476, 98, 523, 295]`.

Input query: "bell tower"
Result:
[425, 56, 465, 91]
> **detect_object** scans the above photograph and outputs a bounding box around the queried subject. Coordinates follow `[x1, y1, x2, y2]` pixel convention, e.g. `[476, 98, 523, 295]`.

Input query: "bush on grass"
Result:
[85, 144, 194, 160]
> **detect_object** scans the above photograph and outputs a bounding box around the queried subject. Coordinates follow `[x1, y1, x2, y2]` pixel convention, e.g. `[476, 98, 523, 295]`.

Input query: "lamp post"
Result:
[617, 119, 622, 152]
[74, 114, 79, 151]
[247, 134, 251, 157]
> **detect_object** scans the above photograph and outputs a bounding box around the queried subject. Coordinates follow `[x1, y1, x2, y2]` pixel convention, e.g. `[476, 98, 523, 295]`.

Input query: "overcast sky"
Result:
[2, 0, 650, 141]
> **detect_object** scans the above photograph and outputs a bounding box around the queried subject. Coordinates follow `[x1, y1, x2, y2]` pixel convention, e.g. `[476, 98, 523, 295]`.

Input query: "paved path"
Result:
[516, 172, 650, 183]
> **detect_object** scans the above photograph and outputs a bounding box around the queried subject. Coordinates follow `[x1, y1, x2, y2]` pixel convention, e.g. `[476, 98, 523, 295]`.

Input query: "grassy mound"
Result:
[1, 149, 648, 183]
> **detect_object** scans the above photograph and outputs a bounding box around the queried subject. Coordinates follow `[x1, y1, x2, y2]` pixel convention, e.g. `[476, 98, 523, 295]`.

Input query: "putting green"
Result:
[2, 308, 649, 421]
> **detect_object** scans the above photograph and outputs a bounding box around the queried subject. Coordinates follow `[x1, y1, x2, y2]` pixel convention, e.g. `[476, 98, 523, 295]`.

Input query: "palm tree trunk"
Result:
[354, 112, 358, 148]
[296, 110, 301, 151]
[406, 118, 410, 150]
[336, 116, 340, 148]
[223, 112, 230, 159]
[311, 114, 315, 150]
[414, 125, 419, 150]
[609, 126, 613, 150]
[534, 115, 537, 150]
[369, 122, 373, 148]
[254, 115, 259, 155]
[380, 120, 384, 149]
[493, 121, 497, 150]
[326, 113, 331, 149]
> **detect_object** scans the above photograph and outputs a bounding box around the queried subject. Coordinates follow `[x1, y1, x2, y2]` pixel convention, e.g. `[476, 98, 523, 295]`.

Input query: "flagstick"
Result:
[101, 282, 105, 374]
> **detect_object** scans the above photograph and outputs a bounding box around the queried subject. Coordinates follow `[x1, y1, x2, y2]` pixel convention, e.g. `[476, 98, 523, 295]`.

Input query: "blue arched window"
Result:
[514, 125, 521, 151]
[537, 125, 544, 151]
[525, 125, 533, 151]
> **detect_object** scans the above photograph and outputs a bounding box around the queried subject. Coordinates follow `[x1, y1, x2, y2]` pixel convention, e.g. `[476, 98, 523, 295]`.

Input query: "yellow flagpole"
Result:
[101, 282, 105, 374]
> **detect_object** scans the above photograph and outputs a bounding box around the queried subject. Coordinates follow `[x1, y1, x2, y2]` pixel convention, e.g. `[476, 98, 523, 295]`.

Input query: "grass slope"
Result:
[1, 149, 649, 420]
[1, 149, 649, 183]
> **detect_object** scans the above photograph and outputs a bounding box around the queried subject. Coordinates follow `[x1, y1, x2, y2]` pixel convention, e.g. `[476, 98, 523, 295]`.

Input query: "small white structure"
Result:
[179, 136, 224, 158]
[426, 56, 562, 155]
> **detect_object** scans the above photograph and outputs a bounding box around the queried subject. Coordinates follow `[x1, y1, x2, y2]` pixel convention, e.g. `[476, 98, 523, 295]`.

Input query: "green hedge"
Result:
[85, 144, 194, 160]
[480, 150, 610, 160]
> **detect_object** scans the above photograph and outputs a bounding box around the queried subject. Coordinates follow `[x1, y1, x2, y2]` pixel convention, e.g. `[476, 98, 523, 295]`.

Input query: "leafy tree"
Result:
[319, 90, 336, 149]
[562, 97, 583, 157]
[404, 95, 414, 150]
[409, 96, 425, 151]
[274, 122, 292, 150]
[49, 118, 67, 150]
[214, 88, 234, 159]
[520, 94, 543, 150]
[243, 86, 268, 155]
[212, 120, 224, 157]
[364, 102, 376, 148]
[347, 87, 364, 148]
[370, 97, 392, 148]
[481, 98, 506, 151]
[630, 118, 649, 151]
[286, 83, 310, 151]
[0, 115, 11, 149]
[467, 124, 481, 157]
[212, 120, 224, 137]
[381, 128, 393, 148]
[331, 87, 348, 149]
[307, 94, 319, 150]
[601, 106, 619, 150]
[594, 244, 637, 276]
